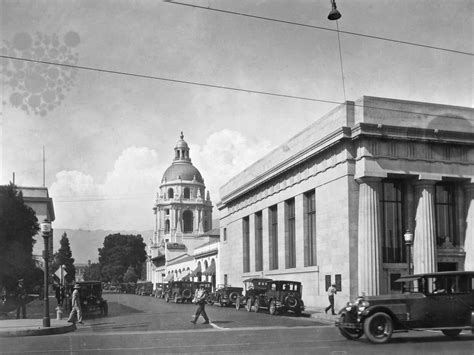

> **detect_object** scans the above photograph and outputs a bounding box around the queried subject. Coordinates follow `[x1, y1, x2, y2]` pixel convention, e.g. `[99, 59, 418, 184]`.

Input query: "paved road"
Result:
[0, 293, 472, 355]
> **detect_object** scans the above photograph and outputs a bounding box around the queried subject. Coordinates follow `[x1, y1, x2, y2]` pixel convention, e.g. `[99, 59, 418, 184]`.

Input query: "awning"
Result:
[204, 263, 215, 276]
[164, 273, 174, 282]
[191, 264, 202, 277]
[177, 270, 191, 281]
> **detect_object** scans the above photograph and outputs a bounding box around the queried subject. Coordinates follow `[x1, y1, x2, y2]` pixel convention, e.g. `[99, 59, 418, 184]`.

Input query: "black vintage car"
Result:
[209, 285, 243, 307]
[236, 278, 272, 311]
[253, 280, 304, 316]
[336, 271, 474, 344]
[165, 281, 194, 303]
[76, 281, 108, 316]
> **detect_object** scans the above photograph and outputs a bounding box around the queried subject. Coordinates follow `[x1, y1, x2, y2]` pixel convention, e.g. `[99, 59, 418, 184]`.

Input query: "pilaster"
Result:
[464, 183, 474, 270]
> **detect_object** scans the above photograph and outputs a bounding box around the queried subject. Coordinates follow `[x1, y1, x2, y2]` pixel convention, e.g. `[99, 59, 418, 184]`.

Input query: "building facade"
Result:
[217, 96, 474, 310]
[147, 133, 217, 288]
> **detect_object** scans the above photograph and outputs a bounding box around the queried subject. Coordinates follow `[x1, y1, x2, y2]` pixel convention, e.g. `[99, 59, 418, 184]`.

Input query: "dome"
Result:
[162, 162, 204, 183]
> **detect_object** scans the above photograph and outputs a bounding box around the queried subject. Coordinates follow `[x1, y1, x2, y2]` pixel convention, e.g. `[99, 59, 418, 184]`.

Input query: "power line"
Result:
[1, 55, 467, 121]
[335, 20, 346, 102]
[165, 1, 473, 57]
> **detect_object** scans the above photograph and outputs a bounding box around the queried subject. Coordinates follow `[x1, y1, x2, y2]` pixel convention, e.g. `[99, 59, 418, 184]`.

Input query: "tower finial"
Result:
[180, 131, 184, 140]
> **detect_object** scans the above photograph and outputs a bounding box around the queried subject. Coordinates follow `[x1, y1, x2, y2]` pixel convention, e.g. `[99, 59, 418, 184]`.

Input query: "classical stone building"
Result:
[146, 133, 217, 288]
[217, 96, 473, 310]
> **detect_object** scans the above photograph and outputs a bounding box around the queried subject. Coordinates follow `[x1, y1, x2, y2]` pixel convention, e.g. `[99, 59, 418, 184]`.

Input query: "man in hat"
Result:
[67, 284, 83, 324]
[15, 279, 27, 319]
[325, 283, 337, 315]
[190, 284, 210, 324]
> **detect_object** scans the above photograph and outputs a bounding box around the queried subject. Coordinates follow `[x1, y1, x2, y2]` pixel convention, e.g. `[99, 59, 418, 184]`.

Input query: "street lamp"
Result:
[404, 230, 414, 275]
[40, 219, 52, 327]
[328, 0, 342, 21]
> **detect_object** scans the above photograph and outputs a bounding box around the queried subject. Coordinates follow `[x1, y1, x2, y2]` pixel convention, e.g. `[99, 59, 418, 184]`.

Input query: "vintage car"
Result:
[235, 278, 272, 311]
[136, 281, 153, 296]
[165, 281, 194, 303]
[253, 280, 304, 316]
[336, 271, 474, 344]
[208, 285, 243, 307]
[76, 281, 108, 316]
[153, 283, 165, 298]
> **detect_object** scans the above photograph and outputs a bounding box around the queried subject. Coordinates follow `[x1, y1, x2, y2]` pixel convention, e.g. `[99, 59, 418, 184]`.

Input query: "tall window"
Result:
[223, 227, 227, 242]
[381, 180, 405, 263]
[304, 190, 317, 266]
[168, 188, 174, 198]
[435, 183, 457, 246]
[183, 187, 190, 199]
[255, 211, 263, 272]
[269, 205, 278, 270]
[183, 210, 193, 232]
[243, 217, 250, 273]
[285, 198, 296, 269]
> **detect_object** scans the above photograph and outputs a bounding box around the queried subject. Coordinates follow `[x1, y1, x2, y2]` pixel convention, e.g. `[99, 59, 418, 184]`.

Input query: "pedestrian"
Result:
[15, 279, 27, 319]
[190, 284, 210, 324]
[325, 283, 337, 315]
[55, 284, 62, 306]
[67, 284, 83, 324]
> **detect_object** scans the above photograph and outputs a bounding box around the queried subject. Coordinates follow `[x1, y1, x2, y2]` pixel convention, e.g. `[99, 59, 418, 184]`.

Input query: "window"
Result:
[243, 217, 250, 273]
[224, 274, 228, 286]
[168, 188, 174, 199]
[223, 228, 227, 242]
[381, 180, 405, 263]
[435, 183, 457, 246]
[285, 198, 296, 269]
[165, 209, 170, 216]
[165, 220, 170, 233]
[255, 211, 263, 272]
[183, 210, 193, 232]
[269, 205, 278, 270]
[184, 187, 190, 199]
[304, 190, 317, 266]
[335, 274, 342, 292]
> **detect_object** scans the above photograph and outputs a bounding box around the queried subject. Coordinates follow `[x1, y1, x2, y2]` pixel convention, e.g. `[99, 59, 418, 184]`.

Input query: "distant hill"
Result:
[52, 229, 154, 264]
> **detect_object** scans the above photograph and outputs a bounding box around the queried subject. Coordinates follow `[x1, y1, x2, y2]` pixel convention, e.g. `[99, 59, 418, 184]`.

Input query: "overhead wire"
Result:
[164, 1, 473, 57]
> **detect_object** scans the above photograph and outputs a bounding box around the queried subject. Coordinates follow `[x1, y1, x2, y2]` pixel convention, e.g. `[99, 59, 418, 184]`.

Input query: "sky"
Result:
[1, 0, 472, 231]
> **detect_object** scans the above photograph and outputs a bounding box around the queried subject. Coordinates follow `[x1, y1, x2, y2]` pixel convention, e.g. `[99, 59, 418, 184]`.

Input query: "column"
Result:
[262, 208, 270, 272]
[357, 178, 382, 296]
[413, 180, 437, 274]
[464, 183, 474, 270]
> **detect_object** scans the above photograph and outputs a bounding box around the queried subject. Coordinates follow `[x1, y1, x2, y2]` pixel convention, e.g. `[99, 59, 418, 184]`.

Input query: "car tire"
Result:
[269, 300, 277, 315]
[235, 297, 241, 310]
[338, 313, 363, 340]
[246, 297, 253, 312]
[253, 297, 260, 313]
[229, 292, 239, 303]
[363, 312, 394, 344]
[442, 329, 462, 338]
[285, 296, 298, 308]
[183, 289, 192, 299]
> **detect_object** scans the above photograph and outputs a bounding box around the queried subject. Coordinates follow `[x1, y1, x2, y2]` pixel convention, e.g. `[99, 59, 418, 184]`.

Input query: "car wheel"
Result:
[235, 297, 241, 310]
[442, 329, 462, 338]
[246, 297, 253, 312]
[338, 313, 363, 340]
[102, 302, 108, 317]
[269, 300, 277, 315]
[363, 312, 394, 344]
[253, 297, 260, 313]
[285, 296, 298, 308]
[229, 292, 239, 303]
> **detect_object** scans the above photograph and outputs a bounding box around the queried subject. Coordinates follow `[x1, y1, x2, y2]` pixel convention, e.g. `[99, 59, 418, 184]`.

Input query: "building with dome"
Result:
[146, 133, 219, 289]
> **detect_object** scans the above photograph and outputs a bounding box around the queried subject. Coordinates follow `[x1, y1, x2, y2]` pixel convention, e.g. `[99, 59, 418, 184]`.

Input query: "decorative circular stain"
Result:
[64, 31, 80, 47]
[12, 33, 32, 51]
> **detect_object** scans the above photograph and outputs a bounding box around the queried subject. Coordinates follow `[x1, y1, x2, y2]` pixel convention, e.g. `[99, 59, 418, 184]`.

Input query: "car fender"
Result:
[359, 306, 401, 324]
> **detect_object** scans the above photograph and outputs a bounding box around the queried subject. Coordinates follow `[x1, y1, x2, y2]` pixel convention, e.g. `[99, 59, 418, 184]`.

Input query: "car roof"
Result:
[396, 271, 474, 282]
[243, 278, 272, 282]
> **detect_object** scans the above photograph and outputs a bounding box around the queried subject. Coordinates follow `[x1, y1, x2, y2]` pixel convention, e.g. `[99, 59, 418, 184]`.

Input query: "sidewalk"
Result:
[303, 306, 339, 324]
[0, 318, 76, 337]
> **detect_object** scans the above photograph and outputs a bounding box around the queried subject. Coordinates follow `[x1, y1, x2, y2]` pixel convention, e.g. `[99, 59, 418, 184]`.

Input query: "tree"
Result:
[53, 233, 75, 284]
[98, 234, 146, 283]
[83, 263, 102, 281]
[123, 265, 138, 283]
[0, 184, 40, 292]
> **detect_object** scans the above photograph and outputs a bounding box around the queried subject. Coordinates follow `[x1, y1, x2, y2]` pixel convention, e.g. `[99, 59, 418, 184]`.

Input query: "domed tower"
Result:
[153, 132, 213, 246]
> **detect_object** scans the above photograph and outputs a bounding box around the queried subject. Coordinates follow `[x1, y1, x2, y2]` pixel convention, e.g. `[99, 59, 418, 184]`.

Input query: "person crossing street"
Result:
[67, 284, 83, 324]
[190, 284, 210, 324]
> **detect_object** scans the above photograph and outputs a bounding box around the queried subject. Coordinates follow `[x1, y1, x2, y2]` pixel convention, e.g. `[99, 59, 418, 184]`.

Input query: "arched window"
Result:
[168, 188, 174, 198]
[183, 210, 193, 232]
[165, 220, 170, 233]
[184, 187, 190, 199]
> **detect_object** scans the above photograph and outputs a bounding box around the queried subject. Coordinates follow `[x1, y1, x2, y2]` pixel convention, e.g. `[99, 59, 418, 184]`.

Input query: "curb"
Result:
[0, 322, 76, 337]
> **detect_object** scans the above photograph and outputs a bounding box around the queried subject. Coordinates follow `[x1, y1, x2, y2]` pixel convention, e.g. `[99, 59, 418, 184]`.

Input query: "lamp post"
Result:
[40, 219, 52, 327]
[328, 0, 342, 20]
[404, 230, 414, 275]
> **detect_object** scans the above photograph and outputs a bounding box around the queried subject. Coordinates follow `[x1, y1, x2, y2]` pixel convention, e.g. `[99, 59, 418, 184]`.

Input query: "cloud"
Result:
[49, 132, 273, 230]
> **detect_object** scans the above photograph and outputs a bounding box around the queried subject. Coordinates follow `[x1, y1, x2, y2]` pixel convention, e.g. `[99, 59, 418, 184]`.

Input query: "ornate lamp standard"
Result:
[328, 0, 342, 20]
[404, 230, 414, 275]
[40, 219, 52, 327]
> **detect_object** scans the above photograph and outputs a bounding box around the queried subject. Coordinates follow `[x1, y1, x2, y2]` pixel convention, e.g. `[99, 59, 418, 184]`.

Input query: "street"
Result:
[1, 293, 473, 355]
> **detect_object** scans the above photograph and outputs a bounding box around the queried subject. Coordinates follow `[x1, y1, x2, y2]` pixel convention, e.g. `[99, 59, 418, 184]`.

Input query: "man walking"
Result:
[325, 283, 337, 315]
[67, 284, 83, 324]
[15, 279, 27, 319]
[190, 284, 210, 324]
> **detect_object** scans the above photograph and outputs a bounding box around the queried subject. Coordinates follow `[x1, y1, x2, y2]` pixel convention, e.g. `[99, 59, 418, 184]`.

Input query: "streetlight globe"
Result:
[404, 230, 414, 245]
[40, 219, 52, 234]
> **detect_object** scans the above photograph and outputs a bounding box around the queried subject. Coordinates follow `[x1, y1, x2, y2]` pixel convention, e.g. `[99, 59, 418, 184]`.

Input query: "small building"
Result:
[217, 96, 473, 310]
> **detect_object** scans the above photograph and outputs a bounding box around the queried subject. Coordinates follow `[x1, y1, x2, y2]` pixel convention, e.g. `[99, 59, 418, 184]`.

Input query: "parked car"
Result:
[76, 281, 108, 316]
[136, 281, 153, 296]
[336, 271, 474, 344]
[154, 283, 164, 298]
[236, 278, 272, 311]
[165, 281, 194, 303]
[253, 280, 304, 316]
[209, 285, 243, 307]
